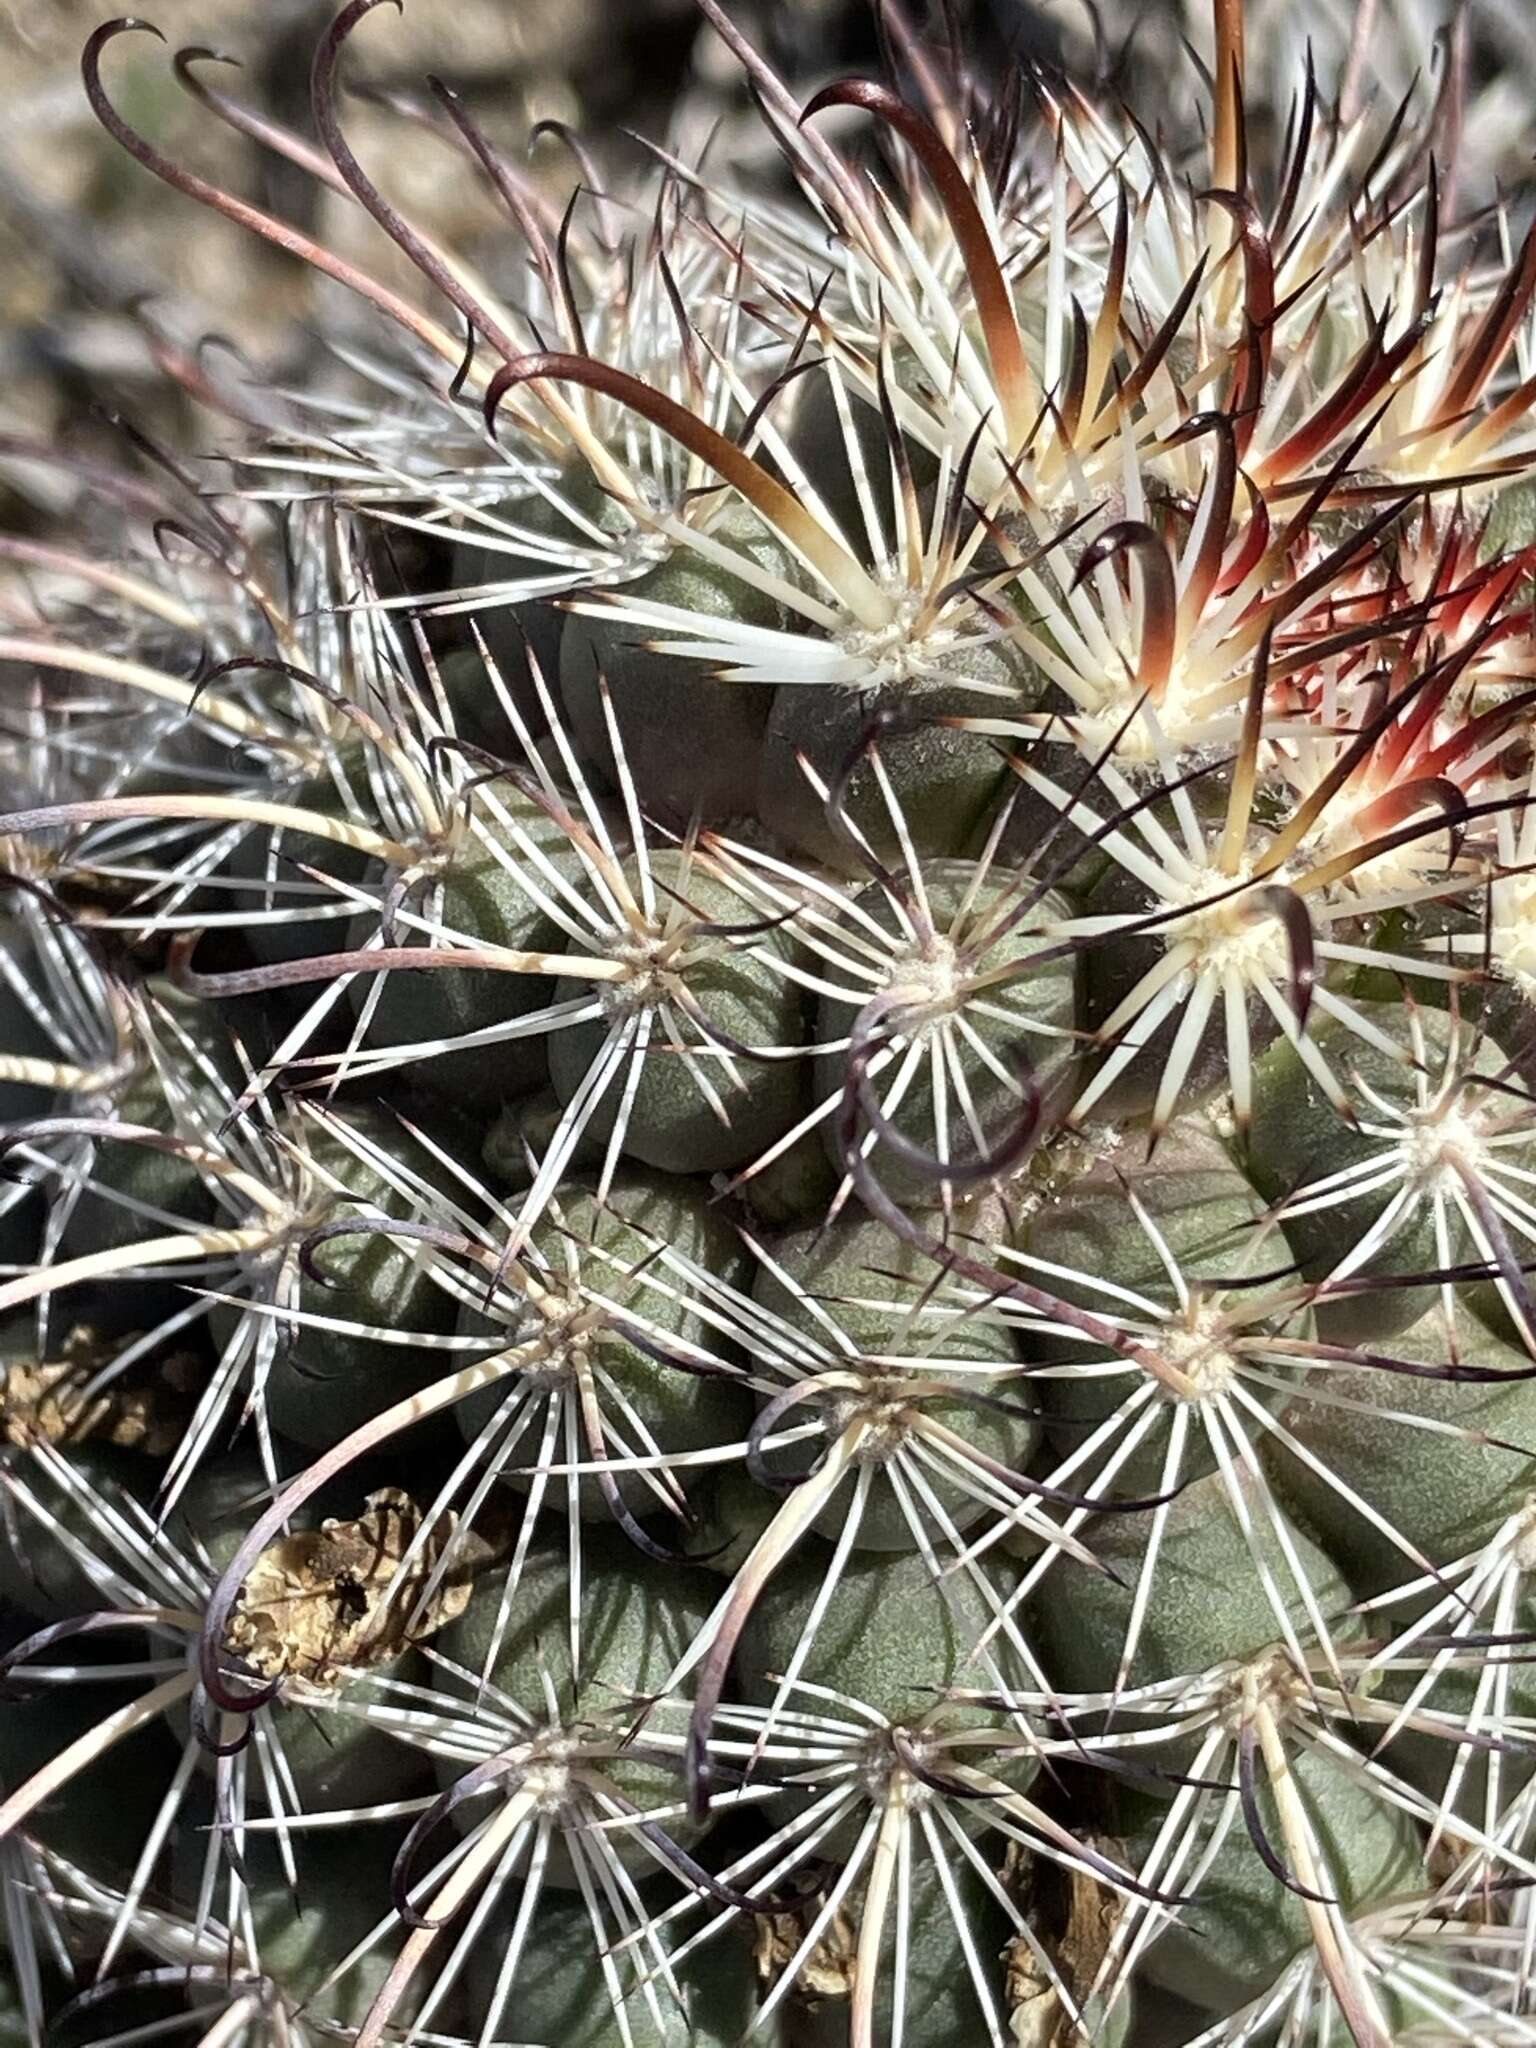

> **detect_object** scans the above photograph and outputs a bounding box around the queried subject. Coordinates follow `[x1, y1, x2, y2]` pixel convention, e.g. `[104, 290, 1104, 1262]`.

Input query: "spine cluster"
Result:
[5, 3, 1536, 2045]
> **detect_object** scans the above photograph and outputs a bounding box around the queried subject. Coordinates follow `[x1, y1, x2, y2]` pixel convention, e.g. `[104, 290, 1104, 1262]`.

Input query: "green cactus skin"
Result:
[757, 642, 1037, 872]
[481, 1082, 608, 1186]
[0, 1441, 156, 1618]
[55, 986, 237, 1281]
[0, 1674, 179, 1884]
[783, 369, 941, 551]
[1245, 1003, 1522, 1341]
[547, 848, 810, 1173]
[342, 783, 581, 1110]
[812, 865, 1079, 1203]
[1030, 1470, 1352, 1704]
[175, 1829, 440, 2030]
[465, 1892, 755, 2048]
[438, 1531, 719, 1726]
[452, 1173, 752, 1518]
[1371, 1614, 1536, 1823]
[561, 503, 798, 825]
[447, 468, 602, 741]
[737, 1539, 1020, 1728]
[1019, 1121, 1301, 1491]
[692, 1458, 783, 1577]
[1261, 1305, 1536, 1596]
[434, 1530, 721, 1872]
[733, 1539, 1033, 1978]
[224, 748, 379, 972]
[1119, 1755, 1423, 2017]
[784, 1861, 1013, 2048]
[237, 1105, 465, 1447]
[750, 1209, 1035, 1546]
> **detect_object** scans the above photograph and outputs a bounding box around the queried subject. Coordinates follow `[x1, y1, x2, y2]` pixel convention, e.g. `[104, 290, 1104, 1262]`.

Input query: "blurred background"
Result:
[1, 0, 1532, 516]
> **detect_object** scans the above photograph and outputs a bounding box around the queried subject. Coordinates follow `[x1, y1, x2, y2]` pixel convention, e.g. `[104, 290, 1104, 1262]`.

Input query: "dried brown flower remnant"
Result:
[1006, 1848, 1127, 2047]
[227, 1487, 484, 1686]
[0, 1322, 192, 1453]
[754, 1894, 858, 2002]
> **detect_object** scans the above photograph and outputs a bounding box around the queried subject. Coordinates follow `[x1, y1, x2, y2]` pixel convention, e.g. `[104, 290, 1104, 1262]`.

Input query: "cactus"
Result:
[11, 2, 1536, 2044]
